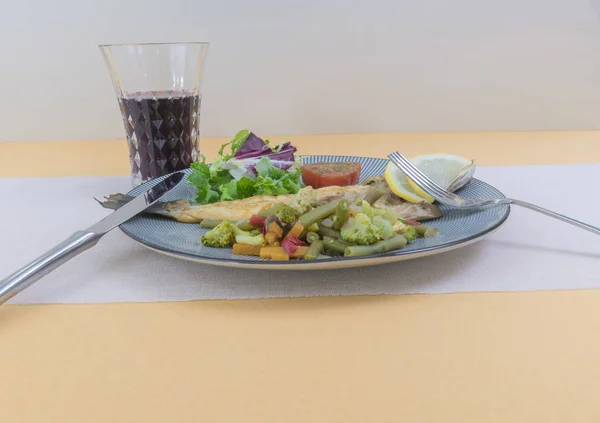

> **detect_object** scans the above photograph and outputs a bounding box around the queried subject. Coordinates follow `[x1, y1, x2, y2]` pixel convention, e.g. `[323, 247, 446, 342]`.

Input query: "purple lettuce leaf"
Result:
[233, 132, 267, 158]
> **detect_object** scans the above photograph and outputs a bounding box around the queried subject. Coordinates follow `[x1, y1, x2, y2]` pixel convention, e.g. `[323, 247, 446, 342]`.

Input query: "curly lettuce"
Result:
[188, 131, 304, 204]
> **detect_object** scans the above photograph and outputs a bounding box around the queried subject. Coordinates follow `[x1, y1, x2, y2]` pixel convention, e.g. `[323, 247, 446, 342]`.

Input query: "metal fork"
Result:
[388, 152, 600, 235]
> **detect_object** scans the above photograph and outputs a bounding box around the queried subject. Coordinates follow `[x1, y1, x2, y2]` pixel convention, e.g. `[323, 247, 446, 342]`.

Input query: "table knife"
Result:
[0, 172, 184, 304]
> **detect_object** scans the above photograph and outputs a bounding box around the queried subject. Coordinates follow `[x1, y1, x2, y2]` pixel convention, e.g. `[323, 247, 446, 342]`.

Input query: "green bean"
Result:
[319, 218, 334, 228]
[306, 232, 320, 244]
[298, 200, 340, 228]
[323, 236, 349, 254]
[318, 225, 342, 240]
[333, 199, 350, 230]
[258, 205, 278, 217]
[237, 220, 256, 231]
[324, 248, 342, 257]
[413, 225, 439, 238]
[304, 240, 324, 260]
[413, 225, 426, 236]
[423, 226, 439, 238]
[200, 219, 225, 229]
[363, 187, 386, 205]
[306, 222, 319, 233]
[344, 235, 407, 257]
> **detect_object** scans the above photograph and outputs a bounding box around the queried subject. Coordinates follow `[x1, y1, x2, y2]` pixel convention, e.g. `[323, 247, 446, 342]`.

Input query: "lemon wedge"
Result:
[384, 161, 429, 204]
[406, 154, 472, 202]
[385, 154, 474, 203]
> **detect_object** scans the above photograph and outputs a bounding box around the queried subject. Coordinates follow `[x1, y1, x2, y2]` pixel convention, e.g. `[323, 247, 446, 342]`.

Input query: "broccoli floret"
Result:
[373, 215, 394, 240]
[201, 221, 235, 247]
[361, 200, 374, 218]
[340, 213, 383, 245]
[231, 224, 266, 246]
[392, 219, 406, 233]
[373, 207, 399, 222]
[402, 225, 418, 242]
[288, 186, 317, 215]
[201, 221, 265, 247]
[273, 203, 298, 225]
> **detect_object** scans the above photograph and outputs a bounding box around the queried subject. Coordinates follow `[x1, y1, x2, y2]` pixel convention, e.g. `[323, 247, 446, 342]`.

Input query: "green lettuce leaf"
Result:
[217, 129, 250, 161]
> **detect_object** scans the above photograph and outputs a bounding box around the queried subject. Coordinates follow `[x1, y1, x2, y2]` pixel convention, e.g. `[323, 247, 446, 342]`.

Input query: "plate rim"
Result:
[119, 155, 510, 268]
[128, 227, 500, 270]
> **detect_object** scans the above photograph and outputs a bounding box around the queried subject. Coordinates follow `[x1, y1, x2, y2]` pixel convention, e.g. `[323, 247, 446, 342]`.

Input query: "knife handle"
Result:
[0, 231, 103, 304]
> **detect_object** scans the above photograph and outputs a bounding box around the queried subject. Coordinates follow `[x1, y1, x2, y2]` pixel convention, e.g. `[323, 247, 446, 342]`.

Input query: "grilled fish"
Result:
[98, 180, 442, 223]
[98, 185, 370, 223]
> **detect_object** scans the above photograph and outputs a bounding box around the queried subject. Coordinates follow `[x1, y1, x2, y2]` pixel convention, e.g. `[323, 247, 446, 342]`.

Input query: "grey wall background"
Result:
[1, 0, 600, 142]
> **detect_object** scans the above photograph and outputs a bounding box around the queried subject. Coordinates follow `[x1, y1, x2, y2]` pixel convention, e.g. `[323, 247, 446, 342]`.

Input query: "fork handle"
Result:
[507, 199, 600, 235]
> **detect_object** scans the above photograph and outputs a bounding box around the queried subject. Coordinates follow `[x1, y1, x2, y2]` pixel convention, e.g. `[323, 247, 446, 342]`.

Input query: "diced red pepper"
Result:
[281, 235, 306, 254]
[281, 238, 298, 254]
[287, 235, 306, 246]
[405, 220, 421, 226]
[249, 214, 266, 227]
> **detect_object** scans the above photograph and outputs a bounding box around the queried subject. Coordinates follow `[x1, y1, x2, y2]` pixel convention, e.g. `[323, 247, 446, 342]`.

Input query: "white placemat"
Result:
[1, 164, 599, 304]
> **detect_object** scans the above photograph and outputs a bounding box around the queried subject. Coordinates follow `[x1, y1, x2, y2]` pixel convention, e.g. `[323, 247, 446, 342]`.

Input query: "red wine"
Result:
[118, 91, 200, 184]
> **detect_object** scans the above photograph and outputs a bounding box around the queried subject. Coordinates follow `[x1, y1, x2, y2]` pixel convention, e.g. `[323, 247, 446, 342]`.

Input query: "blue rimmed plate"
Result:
[120, 156, 509, 270]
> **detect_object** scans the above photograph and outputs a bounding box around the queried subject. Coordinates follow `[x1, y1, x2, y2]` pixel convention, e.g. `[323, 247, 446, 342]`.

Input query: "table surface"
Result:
[1, 131, 600, 423]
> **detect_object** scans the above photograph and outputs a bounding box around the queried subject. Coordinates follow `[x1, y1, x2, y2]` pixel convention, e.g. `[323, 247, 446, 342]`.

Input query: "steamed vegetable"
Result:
[333, 199, 350, 230]
[284, 223, 304, 240]
[201, 220, 265, 247]
[305, 232, 320, 244]
[273, 203, 298, 225]
[304, 240, 324, 260]
[340, 213, 383, 245]
[414, 225, 439, 238]
[317, 225, 342, 240]
[200, 219, 230, 229]
[281, 235, 306, 254]
[231, 224, 266, 246]
[288, 186, 318, 215]
[322, 236, 348, 254]
[201, 221, 236, 247]
[298, 200, 340, 228]
[363, 187, 386, 205]
[401, 225, 418, 242]
[344, 235, 408, 257]
[232, 244, 262, 256]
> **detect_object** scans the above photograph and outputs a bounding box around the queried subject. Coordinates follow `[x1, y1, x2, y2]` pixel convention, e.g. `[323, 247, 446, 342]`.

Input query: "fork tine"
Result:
[388, 152, 451, 201]
[387, 152, 443, 195]
[397, 157, 452, 201]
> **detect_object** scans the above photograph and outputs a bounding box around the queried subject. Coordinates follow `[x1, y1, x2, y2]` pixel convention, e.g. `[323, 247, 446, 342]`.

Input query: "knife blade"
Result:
[0, 171, 185, 304]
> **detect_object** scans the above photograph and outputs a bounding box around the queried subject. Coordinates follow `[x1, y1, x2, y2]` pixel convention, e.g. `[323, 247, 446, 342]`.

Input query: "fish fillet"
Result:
[99, 181, 441, 223]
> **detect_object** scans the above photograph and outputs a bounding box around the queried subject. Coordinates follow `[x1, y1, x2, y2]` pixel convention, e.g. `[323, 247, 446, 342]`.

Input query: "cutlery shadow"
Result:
[489, 240, 600, 259]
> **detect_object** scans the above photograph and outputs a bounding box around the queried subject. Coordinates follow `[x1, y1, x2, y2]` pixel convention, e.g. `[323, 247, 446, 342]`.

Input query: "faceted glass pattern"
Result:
[118, 91, 200, 186]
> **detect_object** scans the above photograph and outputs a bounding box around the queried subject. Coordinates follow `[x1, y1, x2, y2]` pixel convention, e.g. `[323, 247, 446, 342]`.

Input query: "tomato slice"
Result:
[301, 162, 361, 188]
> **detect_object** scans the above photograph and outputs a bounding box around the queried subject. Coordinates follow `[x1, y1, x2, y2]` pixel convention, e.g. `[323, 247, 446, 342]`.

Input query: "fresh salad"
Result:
[188, 130, 304, 204]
